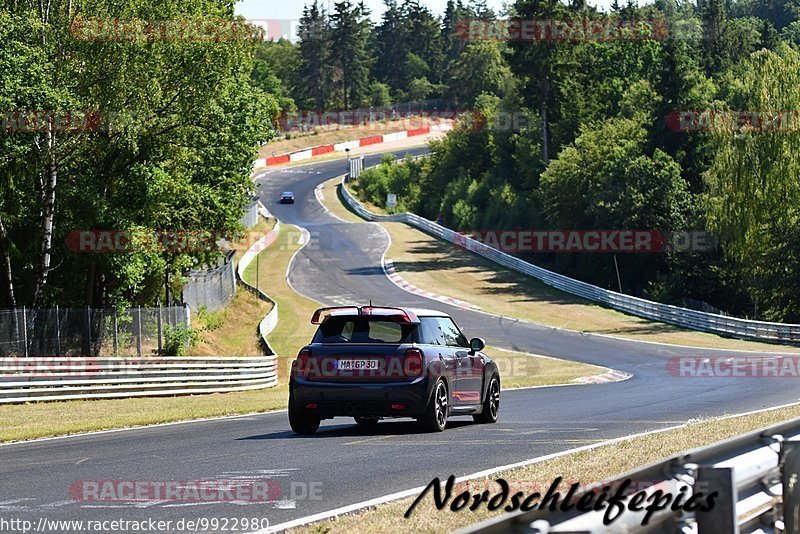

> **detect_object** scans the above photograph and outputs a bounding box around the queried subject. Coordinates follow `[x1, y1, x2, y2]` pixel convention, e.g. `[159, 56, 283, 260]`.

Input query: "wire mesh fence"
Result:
[0, 305, 189, 357]
[239, 198, 259, 229]
[182, 250, 237, 313]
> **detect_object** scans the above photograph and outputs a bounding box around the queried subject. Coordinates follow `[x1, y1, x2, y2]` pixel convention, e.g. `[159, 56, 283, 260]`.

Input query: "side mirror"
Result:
[469, 337, 485, 354]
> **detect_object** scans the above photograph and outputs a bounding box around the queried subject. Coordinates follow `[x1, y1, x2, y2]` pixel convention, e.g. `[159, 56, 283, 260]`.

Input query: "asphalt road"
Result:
[2, 146, 799, 533]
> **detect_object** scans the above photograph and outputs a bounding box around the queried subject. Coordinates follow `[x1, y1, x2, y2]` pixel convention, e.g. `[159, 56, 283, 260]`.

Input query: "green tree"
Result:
[403, 0, 444, 83]
[705, 44, 800, 318]
[252, 40, 299, 113]
[369, 81, 393, 106]
[448, 41, 512, 106]
[508, 0, 570, 164]
[539, 112, 691, 291]
[702, 0, 732, 76]
[297, 1, 334, 110]
[0, 2, 277, 309]
[331, 0, 373, 110]
[372, 0, 409, 91]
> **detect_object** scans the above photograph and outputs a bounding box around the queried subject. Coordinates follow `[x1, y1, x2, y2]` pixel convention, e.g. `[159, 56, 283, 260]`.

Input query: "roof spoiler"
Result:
[310, 306, 420, 325]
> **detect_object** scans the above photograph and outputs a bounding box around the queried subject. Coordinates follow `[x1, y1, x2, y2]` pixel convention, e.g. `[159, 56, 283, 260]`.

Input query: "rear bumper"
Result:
[290, 377, 431, 417]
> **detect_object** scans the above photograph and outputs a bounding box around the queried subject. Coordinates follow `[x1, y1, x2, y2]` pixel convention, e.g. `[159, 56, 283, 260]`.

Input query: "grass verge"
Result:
[190, 217, 276, 357]
[190, 289, 270, 357]
[289, 402, 800, 533]
[0, 390, 288, 444]
[241, 223, 319, 383]
[324, 177, 800, 353]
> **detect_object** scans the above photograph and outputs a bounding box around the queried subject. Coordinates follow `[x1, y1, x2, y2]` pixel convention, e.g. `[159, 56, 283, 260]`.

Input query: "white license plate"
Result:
[337, 359, 379, 371]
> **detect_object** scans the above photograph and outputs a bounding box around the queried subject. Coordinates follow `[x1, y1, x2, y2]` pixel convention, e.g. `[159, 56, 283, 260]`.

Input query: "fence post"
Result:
[184, 303, 191, 330]
[112, 308, 118, 355]
[83, 306, 92, 356]
[55, 305, 61, 357]
[22, 306, 28, 358]
[157, 303, 163, 354]
[231, 251, 237, 293]
[695, 466, 738, 534]
[783, 440, 800, 533]
[136, 307, 142, 357]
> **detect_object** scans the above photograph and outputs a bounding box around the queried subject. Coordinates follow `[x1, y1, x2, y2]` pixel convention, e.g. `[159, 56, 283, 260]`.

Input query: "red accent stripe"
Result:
[312, 145, 335, 156]
[359, 135, 384, 147]
[453, 391, 481, 402]
[407, 127, 430, 137]
[266, 154, 290, 166]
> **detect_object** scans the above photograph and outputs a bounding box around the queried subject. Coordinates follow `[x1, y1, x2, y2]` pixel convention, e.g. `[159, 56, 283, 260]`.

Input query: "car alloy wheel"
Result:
[434, 380, 449, 429]
[488, 378, 500, 419]
[421, 379, 449, 432]
[473, 375, 500, 424]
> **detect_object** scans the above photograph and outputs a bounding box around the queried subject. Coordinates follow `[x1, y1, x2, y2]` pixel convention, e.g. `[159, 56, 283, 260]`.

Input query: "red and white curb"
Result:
[383, 260, 478, 310]
[573, 369, 632, 384]
[254, 124, 452, 168]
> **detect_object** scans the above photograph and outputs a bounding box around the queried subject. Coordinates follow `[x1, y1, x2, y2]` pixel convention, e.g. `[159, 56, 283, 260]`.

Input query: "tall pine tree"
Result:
[331, 0, 373, 110]
[372, 0, 409, 91]
[297, 1, 334, 109]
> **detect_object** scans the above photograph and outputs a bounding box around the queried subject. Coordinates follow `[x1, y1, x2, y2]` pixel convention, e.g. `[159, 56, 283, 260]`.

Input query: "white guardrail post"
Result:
[339, 175, 800, 344]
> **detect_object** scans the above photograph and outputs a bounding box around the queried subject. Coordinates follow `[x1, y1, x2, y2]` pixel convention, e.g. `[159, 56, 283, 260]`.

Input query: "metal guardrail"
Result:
[236, 219, 281, 357]
[0, 356, 277, 404]
[340, 176, 800, 344]
[460, 416, 800, 533]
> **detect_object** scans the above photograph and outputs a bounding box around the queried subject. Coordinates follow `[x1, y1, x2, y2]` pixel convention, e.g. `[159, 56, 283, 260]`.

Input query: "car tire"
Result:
[420, 379, 449, 432]
[354, 416, 380, 427]
[288, 399, 320, 435]
[473, 375, 500, 424]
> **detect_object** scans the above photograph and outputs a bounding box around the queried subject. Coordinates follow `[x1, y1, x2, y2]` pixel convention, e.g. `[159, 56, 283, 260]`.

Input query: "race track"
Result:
[2, 147, 798, 532]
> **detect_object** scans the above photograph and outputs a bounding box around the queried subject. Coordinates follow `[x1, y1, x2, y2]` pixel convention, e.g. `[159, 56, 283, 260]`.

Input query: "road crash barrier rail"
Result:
[254, 123, 453, 168]
[460, 415, 800, 533]
[236, 219, 281, 357]
[0, 356, 277, 404]
[340, 176, 800, 344]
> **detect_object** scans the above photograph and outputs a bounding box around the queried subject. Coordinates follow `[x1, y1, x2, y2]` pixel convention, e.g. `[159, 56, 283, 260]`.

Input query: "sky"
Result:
[235, 0, 623, 40]
[235, 0, 506, 23]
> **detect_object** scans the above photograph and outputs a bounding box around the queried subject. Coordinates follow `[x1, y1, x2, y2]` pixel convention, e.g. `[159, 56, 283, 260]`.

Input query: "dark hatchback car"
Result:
[288, 306, 500, 434]
[279, 191, 295, 204]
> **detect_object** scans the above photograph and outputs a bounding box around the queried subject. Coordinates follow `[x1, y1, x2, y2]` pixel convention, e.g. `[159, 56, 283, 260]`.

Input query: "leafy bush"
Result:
[160, 326, 199, 357]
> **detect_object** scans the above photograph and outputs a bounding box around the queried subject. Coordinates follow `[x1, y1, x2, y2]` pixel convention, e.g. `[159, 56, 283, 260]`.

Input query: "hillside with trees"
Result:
[253, 0, 800, 322]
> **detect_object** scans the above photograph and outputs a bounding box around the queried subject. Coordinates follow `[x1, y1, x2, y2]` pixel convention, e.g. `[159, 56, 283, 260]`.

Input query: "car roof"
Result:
[406, 307, 451, 318]
[281, 191, 293, 195]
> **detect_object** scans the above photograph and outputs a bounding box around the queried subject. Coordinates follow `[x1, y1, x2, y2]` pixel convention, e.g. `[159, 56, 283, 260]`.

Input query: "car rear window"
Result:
[313, 317, 415, 344]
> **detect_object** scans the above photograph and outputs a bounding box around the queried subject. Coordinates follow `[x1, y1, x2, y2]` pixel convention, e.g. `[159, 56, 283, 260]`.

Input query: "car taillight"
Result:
[403, 348, 424, 377]
[293, 348, 311, 377]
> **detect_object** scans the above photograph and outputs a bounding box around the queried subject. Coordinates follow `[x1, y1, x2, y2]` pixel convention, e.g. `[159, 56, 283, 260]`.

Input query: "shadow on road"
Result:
[237, 418, 476, 441]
